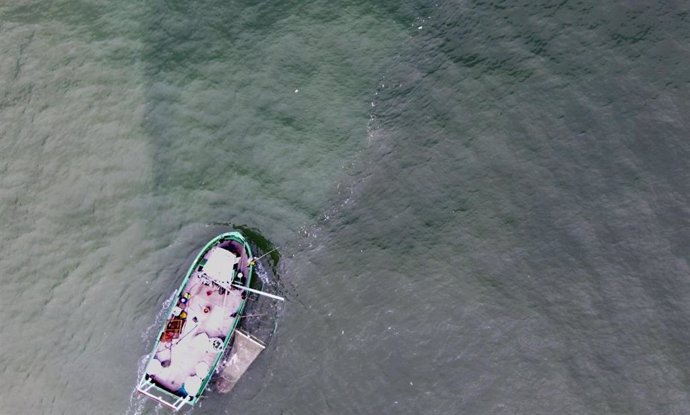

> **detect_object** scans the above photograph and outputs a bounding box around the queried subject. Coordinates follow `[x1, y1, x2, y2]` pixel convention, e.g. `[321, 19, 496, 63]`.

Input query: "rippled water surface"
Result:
[2, 1, 690, 414]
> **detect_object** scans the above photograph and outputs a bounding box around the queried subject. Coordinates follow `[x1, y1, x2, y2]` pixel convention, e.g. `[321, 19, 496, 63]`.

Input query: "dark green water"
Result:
[1, 1, 690, 414]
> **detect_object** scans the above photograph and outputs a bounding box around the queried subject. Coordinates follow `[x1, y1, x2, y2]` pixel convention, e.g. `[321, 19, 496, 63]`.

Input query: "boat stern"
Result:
[136, 375, 195, 411]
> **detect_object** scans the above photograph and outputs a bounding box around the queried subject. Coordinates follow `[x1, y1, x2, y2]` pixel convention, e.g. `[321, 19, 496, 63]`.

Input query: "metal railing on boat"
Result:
[136, 377, 193, 411]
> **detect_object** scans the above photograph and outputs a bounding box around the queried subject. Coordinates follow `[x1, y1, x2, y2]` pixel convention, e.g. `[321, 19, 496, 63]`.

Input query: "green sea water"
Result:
[1, 1, 690, 414]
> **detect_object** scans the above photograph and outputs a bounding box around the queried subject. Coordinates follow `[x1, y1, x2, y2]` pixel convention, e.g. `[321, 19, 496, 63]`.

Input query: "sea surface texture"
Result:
[1, 1, 690, 414]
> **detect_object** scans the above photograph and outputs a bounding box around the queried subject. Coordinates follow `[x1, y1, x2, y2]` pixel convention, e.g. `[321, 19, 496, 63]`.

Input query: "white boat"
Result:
[136, 232, 254, 411]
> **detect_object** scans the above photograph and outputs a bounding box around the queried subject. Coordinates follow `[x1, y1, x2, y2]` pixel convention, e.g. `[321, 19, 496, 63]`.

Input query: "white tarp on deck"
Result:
[204, 248, 239, 284]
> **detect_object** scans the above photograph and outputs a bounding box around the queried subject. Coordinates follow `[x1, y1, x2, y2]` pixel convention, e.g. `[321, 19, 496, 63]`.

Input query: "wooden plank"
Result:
[216, 330, 265, 393]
